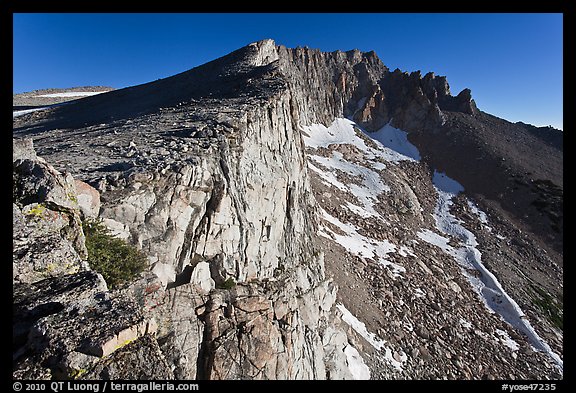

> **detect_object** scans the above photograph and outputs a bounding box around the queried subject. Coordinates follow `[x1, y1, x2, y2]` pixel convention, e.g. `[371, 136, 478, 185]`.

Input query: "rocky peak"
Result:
[452, 87, 477, 114]
[13, 40, 360, 380]
[13, 39, 561, 380]
[13, 39, 476, 134]
[246, 39, 280, 66]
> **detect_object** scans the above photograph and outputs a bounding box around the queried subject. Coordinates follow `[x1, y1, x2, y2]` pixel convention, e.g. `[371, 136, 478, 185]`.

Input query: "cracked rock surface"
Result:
[13, 39, 562, 380]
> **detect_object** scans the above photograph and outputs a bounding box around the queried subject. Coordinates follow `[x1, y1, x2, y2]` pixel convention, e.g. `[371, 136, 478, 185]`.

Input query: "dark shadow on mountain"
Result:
[13, 44, 285, 136]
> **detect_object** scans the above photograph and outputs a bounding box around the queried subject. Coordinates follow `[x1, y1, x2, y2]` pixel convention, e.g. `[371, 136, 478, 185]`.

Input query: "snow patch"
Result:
[336, 303, 386, 351]
[36, 91, 108, 98]
[495, 329, 520, 352]
[343, 201, 374, 218]
[419, 171, 563, 372]
[303, 118, 422, 222]
[302, 118, 420, 163]
[13, 107, 49, 118]
[302, 118, 371, 151]
[433, 170, 464, 195]
[320, 209, 404, 276]
[307, 161, 348, 191]
[368, 122, 421, 161]
[13, 100, 73, 118]
[337, 303, 405, 371]
[467, 199, 488, 224]
[466, 199, 494, 232]
[370, 161, 387, 171]
[398, 245, 416, 258]
[308, 151, 388, 218]
[416, 229, 452, 253]
[343, 345, 371, 380]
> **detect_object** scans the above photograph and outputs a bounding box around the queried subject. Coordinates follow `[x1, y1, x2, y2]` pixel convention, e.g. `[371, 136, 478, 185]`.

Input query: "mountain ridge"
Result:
[13, 39, 562, 380]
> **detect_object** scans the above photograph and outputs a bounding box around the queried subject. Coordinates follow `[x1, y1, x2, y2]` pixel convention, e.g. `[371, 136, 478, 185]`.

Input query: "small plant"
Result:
[25, 203, 46, 218]
[67, 191, 78, 204]
[69, 368, 88, 380]
[82, 219, 147, 289]
[218, 277, 236, 290]
[530, 285, 563, 331]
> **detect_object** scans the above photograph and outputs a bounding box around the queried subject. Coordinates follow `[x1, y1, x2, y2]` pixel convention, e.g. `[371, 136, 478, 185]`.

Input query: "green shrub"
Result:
[82, 219, 147, 289]
[529, 285, 563, 331]
[218, 277, 236, 290]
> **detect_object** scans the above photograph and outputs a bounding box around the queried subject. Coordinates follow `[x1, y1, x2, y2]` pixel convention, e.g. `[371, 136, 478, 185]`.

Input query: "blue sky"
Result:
[13, 13, 563, 129]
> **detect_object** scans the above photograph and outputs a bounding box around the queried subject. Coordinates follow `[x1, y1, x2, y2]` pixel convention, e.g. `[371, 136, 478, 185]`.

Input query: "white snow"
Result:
[320, 208, 404, 276]
[467, 199, 488, 224]
[433, 170, 464, 195]
[301, 118, 420, 163]
[36, 91, 108, 98]
[337, 303, 406, 371]
[13, 99, 76, 118]
[308, 151, 389, 217]
[343, 345, 371, 380]
[303, 116, 562, 371]
[368, 122, 421, 161]
[343, 201, 374, 218]
[13, 107, 49, 118]
[336, 303, 386, 350]
[416, 228, 452, 253]
[467, 199, 493, 232]
[306, 161, 348, 191]
[495, 329, 520, 351]
[418, 171, 563, 372]
[398, 245, 416, 258]
[301, 118, 371, 151]
[370, 161, 387, 171]
[14, 91, 110, 117]
[302, 118, 420, 224]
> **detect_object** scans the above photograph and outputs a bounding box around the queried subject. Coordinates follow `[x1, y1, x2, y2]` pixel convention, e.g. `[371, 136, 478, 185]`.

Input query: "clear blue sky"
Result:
[13, 13, 563, 129]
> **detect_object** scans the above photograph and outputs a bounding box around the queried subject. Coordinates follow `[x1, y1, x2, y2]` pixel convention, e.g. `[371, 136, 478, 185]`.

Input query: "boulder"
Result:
[151, 262, 177, 288]
[13, 137, 38, 162]
[74, 179, 101, 219]
[13, 271, 158, 379]
[190, 261, 215, 294]
[82, 335, 173, 379]
[13, 138, 87, 283]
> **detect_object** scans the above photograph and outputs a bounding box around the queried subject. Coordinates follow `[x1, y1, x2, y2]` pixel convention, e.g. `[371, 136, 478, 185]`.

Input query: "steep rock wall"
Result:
[93, 42, 354, 379]
[13, 39, 520, 380]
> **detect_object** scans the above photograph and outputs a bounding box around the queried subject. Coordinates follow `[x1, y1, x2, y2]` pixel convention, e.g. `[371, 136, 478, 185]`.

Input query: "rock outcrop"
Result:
[13, 138, 87, 284]
[12, 40, 360, 379]
[13, 139, 165, 379]
[13, 39, 562, 380]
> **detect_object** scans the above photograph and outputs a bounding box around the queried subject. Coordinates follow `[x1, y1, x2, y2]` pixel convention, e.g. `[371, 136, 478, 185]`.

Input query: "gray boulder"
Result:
[74, 179, 101, 219]
[13, 138, 87, 284]
[13, 271, 159, 379]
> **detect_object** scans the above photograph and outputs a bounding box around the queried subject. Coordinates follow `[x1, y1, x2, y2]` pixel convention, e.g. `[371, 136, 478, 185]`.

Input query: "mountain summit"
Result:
[13, 39, 562, 380]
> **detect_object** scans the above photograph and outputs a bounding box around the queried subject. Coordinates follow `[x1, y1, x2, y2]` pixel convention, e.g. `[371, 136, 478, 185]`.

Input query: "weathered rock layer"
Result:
[13, 39, 562, 380]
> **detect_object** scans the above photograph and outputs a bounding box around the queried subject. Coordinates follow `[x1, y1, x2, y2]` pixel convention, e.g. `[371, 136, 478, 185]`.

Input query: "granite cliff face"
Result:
[13, 39, 562, 380]
[13, 40, 359, 380]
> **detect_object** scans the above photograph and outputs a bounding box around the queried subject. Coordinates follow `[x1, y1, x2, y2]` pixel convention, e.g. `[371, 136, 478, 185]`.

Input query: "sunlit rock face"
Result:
[13, 39, 562, 380]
